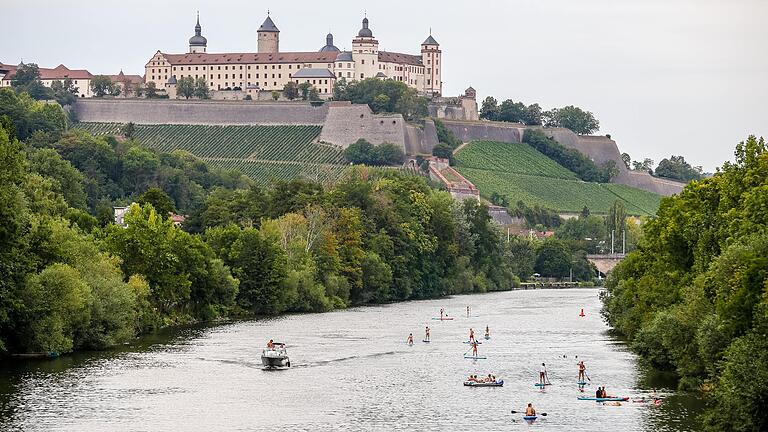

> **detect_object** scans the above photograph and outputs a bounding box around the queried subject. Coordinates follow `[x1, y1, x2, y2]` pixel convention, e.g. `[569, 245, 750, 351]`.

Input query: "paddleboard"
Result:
[431, 317, 454, 321]
[422, 340, 430, 343]
[577, 381, 588, 385]
[464, 355, 487, 359]
[523, 415, 537, 421]
[534, 383, 552, 387]
[484, 336, 490, 340]
[463, 380, 503, 387]
[462, 340, 482, 344]
[577, 396, 629, 402]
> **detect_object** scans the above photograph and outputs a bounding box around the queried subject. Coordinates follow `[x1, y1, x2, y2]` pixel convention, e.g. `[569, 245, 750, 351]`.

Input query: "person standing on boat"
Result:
[425, 326, 430, 341]
[578, 360, 586, 382]
[407, 333, 414, 346]
[539, 363, 548, 384]
[469, 328, 475, 343]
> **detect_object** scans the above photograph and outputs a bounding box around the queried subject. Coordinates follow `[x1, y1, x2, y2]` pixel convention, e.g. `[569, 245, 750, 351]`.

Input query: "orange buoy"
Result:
[579, 308, 585, 317]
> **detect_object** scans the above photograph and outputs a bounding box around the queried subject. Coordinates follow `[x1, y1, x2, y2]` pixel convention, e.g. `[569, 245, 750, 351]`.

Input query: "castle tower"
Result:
[257, 13, 280, 53]
[188, 13, 207, 53]
[319, 33, 340, 52]
[421, 32, 441, 96]
[352, 16, 379, 81]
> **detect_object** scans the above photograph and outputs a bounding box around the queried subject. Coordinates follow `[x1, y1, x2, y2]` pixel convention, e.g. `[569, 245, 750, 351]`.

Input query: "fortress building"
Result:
[145, 13, 442, 99]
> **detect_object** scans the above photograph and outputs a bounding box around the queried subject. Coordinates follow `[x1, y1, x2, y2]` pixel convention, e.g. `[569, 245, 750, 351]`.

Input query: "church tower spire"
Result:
[189, 12, 207, 53]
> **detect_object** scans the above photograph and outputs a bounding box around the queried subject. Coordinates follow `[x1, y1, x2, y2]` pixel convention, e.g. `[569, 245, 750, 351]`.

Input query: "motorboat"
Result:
[261, 342, 290, 369]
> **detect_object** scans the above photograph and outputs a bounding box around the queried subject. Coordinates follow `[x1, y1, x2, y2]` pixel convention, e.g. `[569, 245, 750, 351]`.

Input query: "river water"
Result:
[0, 289, 702, 431]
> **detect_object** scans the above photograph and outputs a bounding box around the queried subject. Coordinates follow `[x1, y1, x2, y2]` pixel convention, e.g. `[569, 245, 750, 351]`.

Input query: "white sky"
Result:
[3, 0, 767, 171]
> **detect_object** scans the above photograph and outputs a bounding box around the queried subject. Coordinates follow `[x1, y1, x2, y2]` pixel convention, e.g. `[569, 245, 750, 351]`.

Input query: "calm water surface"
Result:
[0, 289, 702, 431]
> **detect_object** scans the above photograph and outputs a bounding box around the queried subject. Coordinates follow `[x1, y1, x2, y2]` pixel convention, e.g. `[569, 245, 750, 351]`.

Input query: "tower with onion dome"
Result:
[351, 16, 379, 81]
[188, 12, 207, 53]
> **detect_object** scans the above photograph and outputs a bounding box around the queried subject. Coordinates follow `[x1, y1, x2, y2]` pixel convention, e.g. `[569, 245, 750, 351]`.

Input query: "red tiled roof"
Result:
[2, 64, 93, 81]
[109, 71, 143, 85]
[378, 51, 423, 66]
[163, 52, 338, 65]
[0, 63, 17, 73]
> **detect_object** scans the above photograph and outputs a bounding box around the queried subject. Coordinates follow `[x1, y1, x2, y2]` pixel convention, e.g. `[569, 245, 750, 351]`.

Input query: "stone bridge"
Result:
[586, 254, 626, 275]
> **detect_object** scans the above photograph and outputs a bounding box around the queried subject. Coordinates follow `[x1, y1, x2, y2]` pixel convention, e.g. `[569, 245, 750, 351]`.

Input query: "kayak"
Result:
[464, 380, 503, 387]
[462, 340, 482, 344]
[577, 396, 629, 402]
[431, 317, 454, 321]
[464, 355, 487, 359]
[523, 415, 537, 421]
[534, 383, 552, 387]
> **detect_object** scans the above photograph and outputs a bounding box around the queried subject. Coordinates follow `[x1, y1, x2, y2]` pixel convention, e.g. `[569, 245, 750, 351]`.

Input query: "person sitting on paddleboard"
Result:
[469, 328, 475, 343]
[578, 361, 586, 382]
[539, 363, 547, 384]
[425, 326, 430, 341]
[596, 387, 602, 398]
[525, 403, 536, 416]
[407, 333, 414, 346]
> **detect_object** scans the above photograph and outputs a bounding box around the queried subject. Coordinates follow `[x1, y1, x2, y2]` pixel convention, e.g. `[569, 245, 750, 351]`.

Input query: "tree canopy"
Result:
[333, 78, 429, 121]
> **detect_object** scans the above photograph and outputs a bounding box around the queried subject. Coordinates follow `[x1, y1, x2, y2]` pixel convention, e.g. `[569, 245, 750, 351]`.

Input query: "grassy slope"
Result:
[454, 141, 662, 215]
[77, 122, 346, 184]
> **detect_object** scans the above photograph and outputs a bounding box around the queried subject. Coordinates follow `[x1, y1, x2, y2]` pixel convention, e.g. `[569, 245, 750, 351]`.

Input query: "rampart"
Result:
[317, 102, 406, 149]
[73, 99, 329, 125]
[438, 120, 684, 196]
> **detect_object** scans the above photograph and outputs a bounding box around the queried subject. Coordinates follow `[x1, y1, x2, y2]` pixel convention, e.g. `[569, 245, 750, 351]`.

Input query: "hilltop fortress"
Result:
[147, 13, 442, 99]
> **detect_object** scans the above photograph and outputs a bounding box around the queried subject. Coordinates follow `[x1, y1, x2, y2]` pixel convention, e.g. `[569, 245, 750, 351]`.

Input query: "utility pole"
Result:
[622, 229, 626, 255]
[611, 229, 615, 255]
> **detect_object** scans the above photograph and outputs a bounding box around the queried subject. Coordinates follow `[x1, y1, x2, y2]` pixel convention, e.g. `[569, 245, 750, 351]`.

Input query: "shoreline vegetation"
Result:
[602, 135, 768, 431]
[0, 88, 528, 358]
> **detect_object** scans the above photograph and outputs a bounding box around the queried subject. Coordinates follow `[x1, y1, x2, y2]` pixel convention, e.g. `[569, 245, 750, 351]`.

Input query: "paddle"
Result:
[585, 371, 592, 382]
[510, 410, 547, 417]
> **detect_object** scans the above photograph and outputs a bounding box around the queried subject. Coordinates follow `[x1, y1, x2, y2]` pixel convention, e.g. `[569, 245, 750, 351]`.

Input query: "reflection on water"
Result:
[0, 289, 702, 431]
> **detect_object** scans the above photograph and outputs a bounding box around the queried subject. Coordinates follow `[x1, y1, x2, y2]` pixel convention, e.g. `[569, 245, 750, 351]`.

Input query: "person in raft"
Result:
[578, 360, 586, 382]
[539, 363, 548, 384]
[407, 333, 414, 346]
[266, 339, 274, 349]
[471, 340, 479, 357]
[485, 325, 490, 338]
[525, 403, 536, 416]
[425, 326, 430, 341]
[469, 328, 475, 343]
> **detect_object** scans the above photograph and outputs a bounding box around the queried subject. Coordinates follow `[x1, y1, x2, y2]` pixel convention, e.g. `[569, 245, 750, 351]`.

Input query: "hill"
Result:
[454, 140, 663, 215]
[76, 123, 346, 184]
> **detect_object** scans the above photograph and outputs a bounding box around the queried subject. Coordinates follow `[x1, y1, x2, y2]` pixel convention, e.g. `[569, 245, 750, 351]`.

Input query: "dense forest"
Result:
[603, 135, 768, 431]
[0, 88, 521, 356]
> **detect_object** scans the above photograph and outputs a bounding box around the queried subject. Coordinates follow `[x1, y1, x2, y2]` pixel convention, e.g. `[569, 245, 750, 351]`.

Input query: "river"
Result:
[0, 289, 702, 431]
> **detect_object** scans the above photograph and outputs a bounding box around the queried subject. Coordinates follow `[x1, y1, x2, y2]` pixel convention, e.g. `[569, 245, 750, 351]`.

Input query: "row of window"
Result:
[151, 63, 335, 73]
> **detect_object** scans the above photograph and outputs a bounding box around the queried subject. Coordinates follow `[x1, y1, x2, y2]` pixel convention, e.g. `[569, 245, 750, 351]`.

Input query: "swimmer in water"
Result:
[407, 333, 414, 346]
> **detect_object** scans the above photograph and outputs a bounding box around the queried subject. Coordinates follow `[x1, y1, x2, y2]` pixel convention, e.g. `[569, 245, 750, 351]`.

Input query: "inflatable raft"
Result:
[463, 380, 503, 387]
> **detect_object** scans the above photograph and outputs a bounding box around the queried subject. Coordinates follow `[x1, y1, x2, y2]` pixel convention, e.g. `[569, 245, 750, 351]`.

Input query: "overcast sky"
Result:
[4, 0, 766, 171]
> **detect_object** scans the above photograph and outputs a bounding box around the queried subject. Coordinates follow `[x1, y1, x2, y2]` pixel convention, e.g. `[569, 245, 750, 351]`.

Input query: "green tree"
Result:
[137, 187, 176, 218]
[229, 227, 288, 314]
[632, 158, 654, 173]
[621, 152, 631, 169]
[535, 238, 572, 278]
[543, 105, 600, 135]
[144, 81, 158, 98]
[193, 77, 209, 99]
[431, 143, 453, 161]
[282, 81, 299, 100]
[121, 122, 136, 139]
[479, 96, 499, 121]
[271, 91, 280, 101]
[308, 87, 321, 101]
[27, 148, 87, 210]
[176, 76, 195, 99]
[654, 155, 703, 182]
[298, 82, 312, 100]
[50, 78, 78, 105]
[90, 75, 115, 97]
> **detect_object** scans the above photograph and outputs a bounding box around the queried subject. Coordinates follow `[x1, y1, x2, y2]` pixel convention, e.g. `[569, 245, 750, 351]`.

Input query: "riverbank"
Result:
[0, 289, 703, 431]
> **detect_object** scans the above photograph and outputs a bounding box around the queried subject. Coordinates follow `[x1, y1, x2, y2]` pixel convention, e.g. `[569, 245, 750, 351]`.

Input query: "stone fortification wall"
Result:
[433, 120, 684, 196]
[403, 120, 438, 155]
[73, 99, 329, 125]
[318, 102, 406, 149]
[439, 120, 524, 144]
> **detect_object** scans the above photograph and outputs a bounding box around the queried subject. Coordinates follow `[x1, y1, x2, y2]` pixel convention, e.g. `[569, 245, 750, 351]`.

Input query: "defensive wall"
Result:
[73, 99, 685, 196]
[439, 119, 685, 196]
